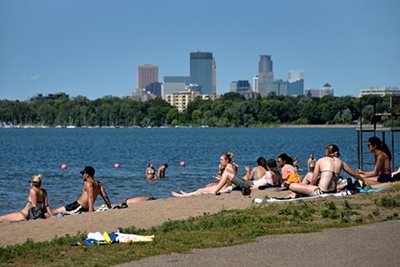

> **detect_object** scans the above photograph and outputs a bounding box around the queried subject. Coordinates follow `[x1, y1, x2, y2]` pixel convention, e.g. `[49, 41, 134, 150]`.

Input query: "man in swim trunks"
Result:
[52, 166, 112, 215]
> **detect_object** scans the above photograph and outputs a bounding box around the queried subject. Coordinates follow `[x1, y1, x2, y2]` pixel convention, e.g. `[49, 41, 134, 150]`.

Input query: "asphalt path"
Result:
[119, 220, 400, 267]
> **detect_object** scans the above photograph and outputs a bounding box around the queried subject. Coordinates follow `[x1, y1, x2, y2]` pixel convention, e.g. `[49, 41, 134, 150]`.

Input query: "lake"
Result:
[0, 127, 398, 214]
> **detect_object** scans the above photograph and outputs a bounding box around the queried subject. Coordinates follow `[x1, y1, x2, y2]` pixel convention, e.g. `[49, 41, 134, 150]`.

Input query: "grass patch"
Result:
[1, 187, 400, 266]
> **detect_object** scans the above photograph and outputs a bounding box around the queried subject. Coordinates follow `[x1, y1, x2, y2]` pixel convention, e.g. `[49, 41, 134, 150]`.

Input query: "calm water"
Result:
[0, 128, 398, 214]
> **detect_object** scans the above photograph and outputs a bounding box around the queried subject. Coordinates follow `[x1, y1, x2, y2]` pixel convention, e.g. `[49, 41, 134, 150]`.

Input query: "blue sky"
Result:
[0, 0, 399, 100]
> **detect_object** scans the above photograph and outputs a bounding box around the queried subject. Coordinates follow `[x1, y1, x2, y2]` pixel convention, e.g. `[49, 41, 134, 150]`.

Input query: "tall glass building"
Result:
[258, 55, 274, 96]
[190, 52, 216, 96]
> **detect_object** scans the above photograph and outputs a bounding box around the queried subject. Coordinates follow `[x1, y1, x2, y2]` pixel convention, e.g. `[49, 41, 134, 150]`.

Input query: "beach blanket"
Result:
[252, 188, 386, 204]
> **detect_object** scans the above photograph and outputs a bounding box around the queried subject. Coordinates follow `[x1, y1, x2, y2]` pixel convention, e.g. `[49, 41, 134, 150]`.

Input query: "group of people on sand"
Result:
[145, 162, 168, 180]
[172, 136, 399, 199]
[0, 166, 153, 223]
[1, 136, 398, 223]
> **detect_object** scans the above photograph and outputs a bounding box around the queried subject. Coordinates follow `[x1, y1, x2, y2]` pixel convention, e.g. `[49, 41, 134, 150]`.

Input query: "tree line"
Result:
[0, 93, 398, 127]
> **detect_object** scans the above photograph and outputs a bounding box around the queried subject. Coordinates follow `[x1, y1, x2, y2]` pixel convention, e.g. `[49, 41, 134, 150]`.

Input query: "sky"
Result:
[0, 0, 399, 100]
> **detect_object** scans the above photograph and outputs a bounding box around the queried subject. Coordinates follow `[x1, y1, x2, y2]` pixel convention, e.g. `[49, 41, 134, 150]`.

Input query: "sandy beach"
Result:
[0, 189, 290, 247]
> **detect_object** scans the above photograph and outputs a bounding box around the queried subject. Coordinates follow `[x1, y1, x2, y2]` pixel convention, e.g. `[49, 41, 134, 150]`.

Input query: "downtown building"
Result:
[257, 55, 274, 96]
[190, 52, 216, 97]
[287, 69, 305, 96]
[133, 64, 160, 101]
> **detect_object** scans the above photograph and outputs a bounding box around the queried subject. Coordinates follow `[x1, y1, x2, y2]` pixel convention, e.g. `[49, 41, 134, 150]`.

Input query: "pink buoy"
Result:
[61, 163, 68, 170]
[179, 161, 186, 167]
[114, 162, 120, 169]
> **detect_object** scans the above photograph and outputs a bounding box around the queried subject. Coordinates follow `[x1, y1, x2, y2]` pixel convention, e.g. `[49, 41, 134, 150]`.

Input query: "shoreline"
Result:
[0, 124, 364, 129]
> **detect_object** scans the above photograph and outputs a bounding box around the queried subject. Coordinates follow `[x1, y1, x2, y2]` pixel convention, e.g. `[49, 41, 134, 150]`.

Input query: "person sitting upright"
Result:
[277, 153, 300, 188]
[171, 152, 236, 197]
[357, 136, 393, 185]
[0, 174, 53, 222]
[52, 166, 112, 215]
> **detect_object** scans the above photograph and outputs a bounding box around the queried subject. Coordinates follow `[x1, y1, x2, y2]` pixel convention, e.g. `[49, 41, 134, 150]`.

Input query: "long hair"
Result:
[256, 157, 268, 170]
[277, 153, 294, 166]
[369, 136, 392, 160]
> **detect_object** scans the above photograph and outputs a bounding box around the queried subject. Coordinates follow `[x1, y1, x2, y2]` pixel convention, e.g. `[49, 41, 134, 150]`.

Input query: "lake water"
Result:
[0, 127, 398, 214]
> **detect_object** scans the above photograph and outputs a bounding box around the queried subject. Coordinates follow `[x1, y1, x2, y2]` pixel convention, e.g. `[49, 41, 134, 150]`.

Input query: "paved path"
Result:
[119, 220, 400, 267]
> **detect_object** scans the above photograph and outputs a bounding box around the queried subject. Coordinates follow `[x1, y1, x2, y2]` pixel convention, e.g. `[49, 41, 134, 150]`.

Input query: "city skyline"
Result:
[1, 0, 399, 100]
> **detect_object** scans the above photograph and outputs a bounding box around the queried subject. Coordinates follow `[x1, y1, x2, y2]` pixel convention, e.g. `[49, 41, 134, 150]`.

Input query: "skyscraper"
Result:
[288, 69, 304, 83]
[288, 70, 305, 96]
[137, 64, 158, 90]
[190, 52, 216, 96]
[258, 55, 274, 96]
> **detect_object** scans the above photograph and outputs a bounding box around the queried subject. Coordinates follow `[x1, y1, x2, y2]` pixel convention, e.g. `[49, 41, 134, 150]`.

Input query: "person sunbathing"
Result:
[171, 152, 236, 197]
[225, 158, 281, 191]
[0, 174, 53, 222]
[289, 144, 360, 197]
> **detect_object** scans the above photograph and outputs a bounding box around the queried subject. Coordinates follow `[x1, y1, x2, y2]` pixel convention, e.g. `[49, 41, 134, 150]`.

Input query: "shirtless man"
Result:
[52, 166, 112, 214]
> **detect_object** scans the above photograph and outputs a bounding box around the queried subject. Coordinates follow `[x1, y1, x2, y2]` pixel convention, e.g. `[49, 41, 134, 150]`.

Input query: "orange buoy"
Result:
[114, 162, 120, 169]
[179, 161, 186, 167]
[61, 163, 68, 170]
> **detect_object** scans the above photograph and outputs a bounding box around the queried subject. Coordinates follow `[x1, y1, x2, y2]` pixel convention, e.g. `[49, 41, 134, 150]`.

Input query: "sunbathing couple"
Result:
[0, 166, 153, 223]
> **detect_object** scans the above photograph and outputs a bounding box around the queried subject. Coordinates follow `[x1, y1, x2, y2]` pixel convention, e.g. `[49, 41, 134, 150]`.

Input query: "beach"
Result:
[0, 189, 289, 247]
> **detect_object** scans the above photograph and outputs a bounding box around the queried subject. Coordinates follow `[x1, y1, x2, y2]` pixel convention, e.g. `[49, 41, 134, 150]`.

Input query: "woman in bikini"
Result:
[171, 152, 236, 197]
[289, 144, 360, 197]
[0, 174, 53, 222]
[145, 162, 156, 180]
[357, 136, 392, 185]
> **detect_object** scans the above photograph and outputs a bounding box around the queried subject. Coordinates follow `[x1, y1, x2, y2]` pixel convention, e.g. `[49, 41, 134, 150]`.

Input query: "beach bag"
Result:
[287, 172, 301, 183]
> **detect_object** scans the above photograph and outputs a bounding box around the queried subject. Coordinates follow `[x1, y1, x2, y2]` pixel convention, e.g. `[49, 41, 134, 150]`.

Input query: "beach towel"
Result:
[115, 233, 155, 243]
[81, 231, 155, 246]
[253, 187, 387, 204]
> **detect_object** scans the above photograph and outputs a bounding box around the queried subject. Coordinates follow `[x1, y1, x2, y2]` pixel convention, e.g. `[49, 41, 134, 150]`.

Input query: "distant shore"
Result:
[0, 124, 364, 129]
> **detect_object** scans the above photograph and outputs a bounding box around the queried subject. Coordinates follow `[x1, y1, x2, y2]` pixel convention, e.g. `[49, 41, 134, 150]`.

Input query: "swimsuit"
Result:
[314, 169, 338, 194]
[27, 203, 46, 220]
[376, 156, 392, 183]
[65, 201, 88, 214]
[377, 173, 392, 183]
[313, 187, 337, 195]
